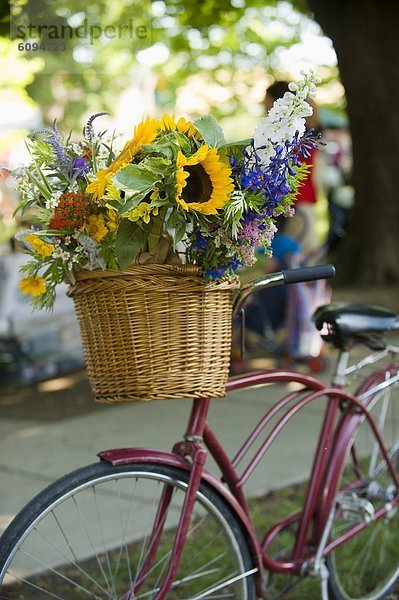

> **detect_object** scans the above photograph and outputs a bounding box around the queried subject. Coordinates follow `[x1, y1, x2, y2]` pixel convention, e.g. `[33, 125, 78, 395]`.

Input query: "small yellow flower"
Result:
[106, 209, 119, 230]
[24, 234, 55, 257]
[150, 187, 160, 202]
[125, 202, 159, 224]
[86, 214, 108, 242]
[19, 275, 47, 297]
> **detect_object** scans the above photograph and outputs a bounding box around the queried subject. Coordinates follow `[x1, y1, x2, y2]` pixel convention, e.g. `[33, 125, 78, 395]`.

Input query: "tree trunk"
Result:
[308, 0, 399, 284]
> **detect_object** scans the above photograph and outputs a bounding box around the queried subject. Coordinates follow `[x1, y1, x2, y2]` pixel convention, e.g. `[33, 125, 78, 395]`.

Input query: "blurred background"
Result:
[0, 0, 398, 386]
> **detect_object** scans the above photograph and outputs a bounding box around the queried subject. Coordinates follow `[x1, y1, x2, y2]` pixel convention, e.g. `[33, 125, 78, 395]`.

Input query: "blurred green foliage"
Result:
[1, 0, 341, 133]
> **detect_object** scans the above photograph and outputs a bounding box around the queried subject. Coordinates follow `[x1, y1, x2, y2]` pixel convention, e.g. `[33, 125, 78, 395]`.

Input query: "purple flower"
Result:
[237, 128, 321, 217]
[205, 255, 243, 279]
[72, 157, 90, 178]
[84, 112, 109, 143]
[239, 219, 262, 244]
[29, 121, 71, 173]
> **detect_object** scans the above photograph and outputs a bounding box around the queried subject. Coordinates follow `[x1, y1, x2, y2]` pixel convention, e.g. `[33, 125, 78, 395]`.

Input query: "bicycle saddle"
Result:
[313, 302, 399, 350]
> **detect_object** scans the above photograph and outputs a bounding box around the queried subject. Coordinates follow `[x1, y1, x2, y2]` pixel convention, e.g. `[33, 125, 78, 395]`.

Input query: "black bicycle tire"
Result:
[0, 460, 257, 599]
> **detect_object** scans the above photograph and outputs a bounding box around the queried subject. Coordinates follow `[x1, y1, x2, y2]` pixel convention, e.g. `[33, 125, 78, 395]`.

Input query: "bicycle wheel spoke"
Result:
[21, 522, 111, 597]
[71, 490, 113, 595]
[190, 567, 258, 599]
[114, 476, 135, 585]
[0, 463, 255, 599]
[92, 486, 116, 594]
[131, 479, 171, 590]
[3, 571, 65, 599]
[16, 548, 104, 597]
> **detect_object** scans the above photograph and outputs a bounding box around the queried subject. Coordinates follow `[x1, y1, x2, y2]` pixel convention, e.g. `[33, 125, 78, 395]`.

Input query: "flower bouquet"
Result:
[9, 71, 321, 402]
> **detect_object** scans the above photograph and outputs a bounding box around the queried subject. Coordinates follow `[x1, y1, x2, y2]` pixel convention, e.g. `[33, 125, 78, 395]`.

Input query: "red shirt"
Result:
[297, 148, 317, 204]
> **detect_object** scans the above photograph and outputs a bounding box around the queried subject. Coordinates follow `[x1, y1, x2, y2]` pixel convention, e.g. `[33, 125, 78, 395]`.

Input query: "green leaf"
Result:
[116, 191, 153, 215]
[219, 139, 251, 150]
[164, 131, 192, 153]
[114, 164, 160, 193]
[193, 115, 226, 148]
[115, 220, 150, 270]
[166, 209, 188, 248]
[141, 156, 172, 175]
[140, 142, 176, 160]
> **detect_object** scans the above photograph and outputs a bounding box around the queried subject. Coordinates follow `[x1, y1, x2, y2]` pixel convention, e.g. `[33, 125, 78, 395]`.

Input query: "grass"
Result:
[3, 478, 399, 599]
[248, 482, 322, 599]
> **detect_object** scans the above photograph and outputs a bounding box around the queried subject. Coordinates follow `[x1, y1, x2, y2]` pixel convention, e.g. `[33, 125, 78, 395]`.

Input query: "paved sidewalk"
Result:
[0, 369, 332, 536]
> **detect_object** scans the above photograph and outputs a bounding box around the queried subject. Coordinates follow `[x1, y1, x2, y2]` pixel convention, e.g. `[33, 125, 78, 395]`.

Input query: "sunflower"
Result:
[176, 146, 234, 215]
[87, 116, 160, 200]
[158, 114, 201, 139]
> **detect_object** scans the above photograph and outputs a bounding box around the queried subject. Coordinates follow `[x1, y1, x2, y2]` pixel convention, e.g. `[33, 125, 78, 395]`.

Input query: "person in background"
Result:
[244, 220, 303, 340]
[264, 81, 322, 256]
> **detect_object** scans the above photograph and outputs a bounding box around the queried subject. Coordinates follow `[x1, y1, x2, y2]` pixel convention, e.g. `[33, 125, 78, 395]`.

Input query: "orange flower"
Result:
[49, 193, 92, 230]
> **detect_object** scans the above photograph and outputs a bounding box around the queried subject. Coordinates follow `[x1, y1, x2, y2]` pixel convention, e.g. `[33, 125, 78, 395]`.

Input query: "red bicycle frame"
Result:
[100, 367, 399, 599]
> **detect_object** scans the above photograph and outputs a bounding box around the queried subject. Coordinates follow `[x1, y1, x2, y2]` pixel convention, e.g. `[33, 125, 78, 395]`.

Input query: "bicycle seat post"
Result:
[332, 350, 350, 387]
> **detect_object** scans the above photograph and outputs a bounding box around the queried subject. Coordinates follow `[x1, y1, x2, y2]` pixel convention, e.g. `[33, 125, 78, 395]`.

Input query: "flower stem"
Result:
[148, 206, 167, 252]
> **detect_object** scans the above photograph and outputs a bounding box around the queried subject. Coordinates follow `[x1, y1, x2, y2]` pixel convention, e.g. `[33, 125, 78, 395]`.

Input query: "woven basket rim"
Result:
[68, 264, 241, 297]
[74, 264, 203, 281]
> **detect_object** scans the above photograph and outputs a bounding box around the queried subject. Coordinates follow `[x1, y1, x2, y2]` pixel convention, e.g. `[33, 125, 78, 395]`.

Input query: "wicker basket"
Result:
[68, 264, 240, 403]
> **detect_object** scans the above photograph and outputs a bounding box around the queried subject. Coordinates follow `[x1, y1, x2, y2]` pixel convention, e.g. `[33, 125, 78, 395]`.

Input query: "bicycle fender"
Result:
[98, 447, 264, 587]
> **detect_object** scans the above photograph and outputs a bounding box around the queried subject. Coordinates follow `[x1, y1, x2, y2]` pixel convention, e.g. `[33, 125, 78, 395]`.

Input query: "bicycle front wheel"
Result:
[327, 369, 399, 600]
[0, 461, 256, 599]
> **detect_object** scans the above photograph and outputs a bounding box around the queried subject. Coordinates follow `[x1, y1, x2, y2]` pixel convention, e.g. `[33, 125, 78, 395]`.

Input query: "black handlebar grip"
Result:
[282, 264, 336, 285]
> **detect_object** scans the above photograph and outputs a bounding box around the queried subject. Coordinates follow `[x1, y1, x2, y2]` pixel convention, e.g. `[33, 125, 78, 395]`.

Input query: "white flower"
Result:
[246, 70, 319, 169]
[45, 191, 62, 210]
[53, 247, 70, 261]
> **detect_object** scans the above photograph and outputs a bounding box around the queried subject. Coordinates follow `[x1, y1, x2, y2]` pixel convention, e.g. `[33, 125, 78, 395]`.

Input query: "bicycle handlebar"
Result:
[282, 264, 336, 285]
[233, 263, 336, 316]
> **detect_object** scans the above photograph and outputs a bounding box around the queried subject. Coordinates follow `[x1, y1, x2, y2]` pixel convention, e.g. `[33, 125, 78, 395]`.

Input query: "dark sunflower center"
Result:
[182, 164, 213, 204]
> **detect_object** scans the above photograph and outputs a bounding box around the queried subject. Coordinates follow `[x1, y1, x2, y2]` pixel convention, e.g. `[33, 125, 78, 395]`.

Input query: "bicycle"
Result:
[1, 264, 399, 600]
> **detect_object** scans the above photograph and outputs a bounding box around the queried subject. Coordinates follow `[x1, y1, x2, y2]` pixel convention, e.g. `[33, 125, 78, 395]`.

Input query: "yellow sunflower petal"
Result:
[159, 114, 201, 139]
[24, 234, 55, 257]
[176, 150, 188, 168]
[185, 145, 210, 165]
[86, 168, 113, 199]
[176, 196, 190, 211]
[176, 116, 200, 138]
[176, 164, 189, 195]
[159, 114, 176, 131]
